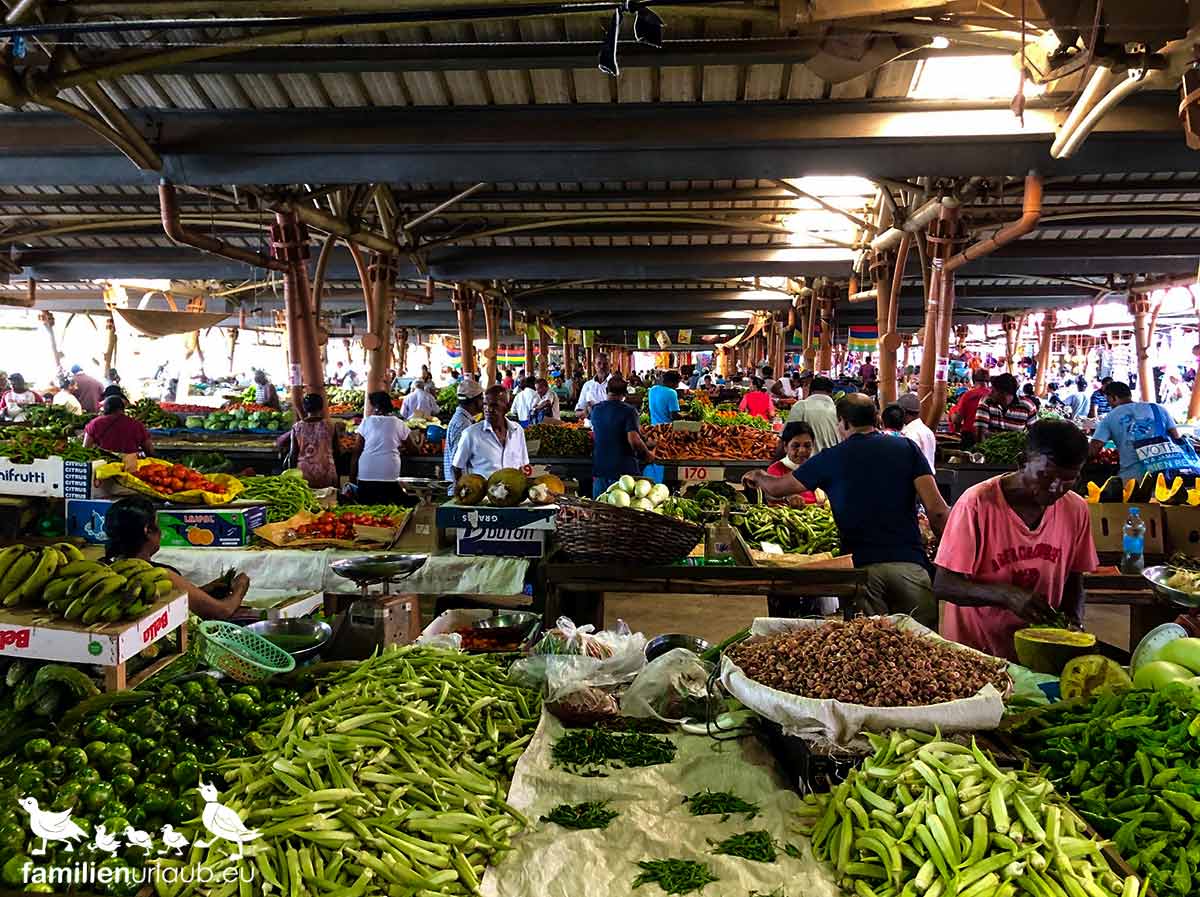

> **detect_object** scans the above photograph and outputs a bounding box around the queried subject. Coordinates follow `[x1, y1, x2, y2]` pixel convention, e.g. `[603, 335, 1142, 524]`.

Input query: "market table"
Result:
[405, 455, 773, 488]
[152, 434, 281, 474]
[540, 561, 867, 630]
[1083, 561, 1182, 647]
[154, 546, 529, 596]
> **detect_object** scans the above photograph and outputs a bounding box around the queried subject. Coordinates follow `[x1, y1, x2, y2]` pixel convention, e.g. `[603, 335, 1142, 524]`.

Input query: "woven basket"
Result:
[199, 621, 296, 683]
[553, 495, 704, 565]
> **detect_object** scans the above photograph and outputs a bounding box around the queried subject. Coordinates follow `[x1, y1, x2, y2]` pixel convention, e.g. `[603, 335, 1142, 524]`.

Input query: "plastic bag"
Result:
[415, 632, 462, 651]
[622, 648, 720, 723]
[510, 616, 646, 701]
[545, 686, 620, 726]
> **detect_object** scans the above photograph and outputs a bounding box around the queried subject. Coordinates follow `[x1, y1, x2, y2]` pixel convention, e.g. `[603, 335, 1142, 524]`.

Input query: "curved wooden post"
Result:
[452, 287, 478, 378]
[482, 296, 501, 386]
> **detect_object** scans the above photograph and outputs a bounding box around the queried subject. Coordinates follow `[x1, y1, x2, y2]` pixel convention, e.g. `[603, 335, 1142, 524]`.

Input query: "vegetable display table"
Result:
[540, 562, 867, 630]
[404, 455, 773, 488]
[0, 591, 187, 690]
[1083, 559, 1181, 648]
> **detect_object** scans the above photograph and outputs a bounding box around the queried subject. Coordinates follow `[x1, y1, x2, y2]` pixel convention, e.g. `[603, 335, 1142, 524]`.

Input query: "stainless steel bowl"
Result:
[246, 618, 333, 662]
[330, 553, 428, 584]
[1143, 565, 1200, 609]
[471, 611, 541, 641]
[645, 633, 710, 663]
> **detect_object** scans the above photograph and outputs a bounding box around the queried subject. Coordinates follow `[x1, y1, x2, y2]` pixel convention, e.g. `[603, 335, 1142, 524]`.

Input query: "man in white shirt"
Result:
[510, 377, 539, 424]
[52, 376, 83, 414]
[452, 386, 530, 480]
[898, 393, 937, 469]
[574, 354, 611, 420]
[400, 380, 439, 419]
[786, 376, 839, 453]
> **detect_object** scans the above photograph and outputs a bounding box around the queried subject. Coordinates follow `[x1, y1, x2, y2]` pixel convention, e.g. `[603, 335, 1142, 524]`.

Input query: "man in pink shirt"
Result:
[935, 419, 1097, 661]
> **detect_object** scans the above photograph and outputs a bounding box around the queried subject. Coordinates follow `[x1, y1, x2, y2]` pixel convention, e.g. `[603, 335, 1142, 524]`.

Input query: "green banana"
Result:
[62, 596, 88, 621]
[123, 600, 149, 618]
[0, 546, 27, 584]
[82, 595, 122, 626]
[101, 602, 126, 623]
[42, 578, 72, 604]
[154, 579, 173, 599]
[108, 558, 153, 576]
[67, 569, 111, 599]
[58, 559, 105, 578]
[12, 548, 61, 604]
[52, 542, 86, 563]
[128, 569, 169, 600]
[0, 551, 38, 605]
[80, 575, 126, 608]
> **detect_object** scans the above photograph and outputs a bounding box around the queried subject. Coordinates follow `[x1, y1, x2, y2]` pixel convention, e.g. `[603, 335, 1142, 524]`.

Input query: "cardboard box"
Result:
[393, 502, 440, 553]
[456, 526, 546, 558]
[157, 505, 267, 548]
[323, 593, 421, 659]
[1089, 502, 1163, 554]
[435, 502, 558, 531]
[0, 457, 65, 497]
[1164, 506, 1200, 556]
[65, 498, 115, 544]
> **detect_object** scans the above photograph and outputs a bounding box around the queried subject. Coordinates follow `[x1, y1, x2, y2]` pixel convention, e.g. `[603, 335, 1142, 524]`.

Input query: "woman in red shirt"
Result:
[738, 377, 776, 421]
[766, 422, 815, 477]
[82, 396, 154, 455]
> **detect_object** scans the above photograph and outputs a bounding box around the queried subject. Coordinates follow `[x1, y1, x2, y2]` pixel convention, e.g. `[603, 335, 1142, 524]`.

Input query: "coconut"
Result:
[454, 473, 487, 505]
[486, 468, 529, 506]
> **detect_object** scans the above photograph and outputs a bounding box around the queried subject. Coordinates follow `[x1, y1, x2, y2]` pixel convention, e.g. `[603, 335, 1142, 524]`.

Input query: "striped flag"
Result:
[848, 325, 878, 352]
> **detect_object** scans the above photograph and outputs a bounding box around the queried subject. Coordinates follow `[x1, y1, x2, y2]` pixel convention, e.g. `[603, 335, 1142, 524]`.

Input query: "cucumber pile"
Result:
[0, 545, 172, 624]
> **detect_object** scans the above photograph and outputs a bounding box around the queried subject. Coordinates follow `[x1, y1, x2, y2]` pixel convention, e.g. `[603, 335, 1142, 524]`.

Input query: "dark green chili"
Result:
[540, 800, 619, 830]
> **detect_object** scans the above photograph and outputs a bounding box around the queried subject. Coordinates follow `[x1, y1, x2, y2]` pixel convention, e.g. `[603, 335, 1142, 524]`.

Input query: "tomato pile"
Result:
[337, 511, 401, 527]
[226, 402, 277, 414]
[158, 402, 214, 414]
[136, 463, 227, 495]
[297, 511, 355, 540]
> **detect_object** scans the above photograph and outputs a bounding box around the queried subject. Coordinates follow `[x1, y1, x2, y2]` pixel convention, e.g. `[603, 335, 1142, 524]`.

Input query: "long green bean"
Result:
[632, 859, 719, 895]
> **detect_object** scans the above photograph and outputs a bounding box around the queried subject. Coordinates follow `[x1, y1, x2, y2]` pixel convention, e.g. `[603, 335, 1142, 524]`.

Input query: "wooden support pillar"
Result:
[818, 284, 835, 374]
[954, 324, 970, 353]
[226, 326, 238, 374]
[271, 211, 324, 410]
[38, 309, 64, 374]
[538, 317, 550, 378]
[102, 314, 118, 378]
[482, 297, 502, 387]
[363, 252, 396, 396]
[520, 314, 532, 378]
[1002, 315, 1021, 374]
[1189, 319, 1200, 422]
[453, 287, 478, 378]
[1033, 309, 1058, 397]
[803, 293, 818, 372]
[396, 327, 409, 377]
[900, 333, 913, 372]
[920, 201, 965, 428]
[1128, 294, 1155, 402]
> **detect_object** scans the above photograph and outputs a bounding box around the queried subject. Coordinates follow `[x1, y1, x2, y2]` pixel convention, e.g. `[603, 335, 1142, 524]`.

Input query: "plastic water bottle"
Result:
[1121, 507, 1145, 574]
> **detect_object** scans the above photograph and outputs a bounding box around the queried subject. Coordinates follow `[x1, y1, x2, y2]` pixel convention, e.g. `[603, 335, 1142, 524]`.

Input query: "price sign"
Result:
[934, 355, 950, 383]
[679, 466, 725, 484]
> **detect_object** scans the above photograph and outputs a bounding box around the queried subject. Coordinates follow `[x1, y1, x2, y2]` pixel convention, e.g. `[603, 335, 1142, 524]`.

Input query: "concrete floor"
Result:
[605, 594, 1133, 653]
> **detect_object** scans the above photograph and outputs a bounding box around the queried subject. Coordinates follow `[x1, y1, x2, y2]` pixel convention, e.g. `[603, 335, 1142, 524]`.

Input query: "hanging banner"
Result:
[655, 330, 671, 349]
[526, 321, 540, 339]
[677, 329, 692, 345]
[582, 330, 596, 348]
[847, 325, 878, 353]
[556, 326, 568, 344]
[637, 331, 651, 350]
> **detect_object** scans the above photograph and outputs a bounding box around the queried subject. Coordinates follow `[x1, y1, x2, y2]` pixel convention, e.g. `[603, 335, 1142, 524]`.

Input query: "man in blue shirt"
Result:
[644, 371, 681, 484]
[590, 378, 655, 497]
[1089, 380, 1192, 480]
[744, 394, 950, 627]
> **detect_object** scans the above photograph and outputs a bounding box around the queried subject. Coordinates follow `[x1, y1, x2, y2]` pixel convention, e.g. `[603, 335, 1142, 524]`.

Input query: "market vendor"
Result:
[530, 378, 560, 423]
[253, 369, 281, 410]
[973, 373, 1037, 442]
[400, 379, 439, 420]
[1088, 380, 1191, 481]
[351, 391, 417, 504]
[590, 377, 655, 497]
[935, 420, 1097, 660]
[2, 374, 41, 421]
[451, 385, 529, 480]
[786, 375, 838, 453]
[949, 367, 991, 445]
[105, 496, 248, 619]
[574, 353, 611, 421]
[738, 377, 776, 421]
[278, 393, 341, 489]
[52, 375, 83, 414]
[444, 380, 484, 482]
[82, 396, 154, 455]
[744, 394, 949, 627]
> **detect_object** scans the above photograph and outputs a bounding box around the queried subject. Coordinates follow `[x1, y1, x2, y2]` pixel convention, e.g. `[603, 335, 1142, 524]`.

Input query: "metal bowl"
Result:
[246, 619, 332, 662]
[1143, 565, 1200, 609]
[330, 553, 428, 584]
[471, 611, 541, 641]
[645, 633, 710, 663]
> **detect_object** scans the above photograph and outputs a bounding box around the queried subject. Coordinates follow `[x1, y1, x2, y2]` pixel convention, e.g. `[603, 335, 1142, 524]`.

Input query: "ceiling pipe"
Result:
[3, 0, 43, 23]
[159, 181, 287, 272]
[870, 177, 985, 253]
[1053, 72, 1152, 159]
[402, 182, 487, 231]
[945, 172, 1043, 272]
[848, 288, 878, 304]
[1049, 66, 1119, 158]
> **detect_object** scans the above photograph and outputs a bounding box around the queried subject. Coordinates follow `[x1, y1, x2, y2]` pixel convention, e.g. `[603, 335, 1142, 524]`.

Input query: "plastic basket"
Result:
[199, 620, 296, 683]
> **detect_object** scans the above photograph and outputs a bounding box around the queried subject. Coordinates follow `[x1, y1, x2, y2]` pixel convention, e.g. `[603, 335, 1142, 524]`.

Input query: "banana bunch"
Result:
[0, 545, 172, 625]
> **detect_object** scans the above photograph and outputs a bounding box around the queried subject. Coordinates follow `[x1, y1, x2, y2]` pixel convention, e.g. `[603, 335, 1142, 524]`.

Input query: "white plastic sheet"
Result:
[481, 711, 840, 897]
[719, 616, 1005, 747]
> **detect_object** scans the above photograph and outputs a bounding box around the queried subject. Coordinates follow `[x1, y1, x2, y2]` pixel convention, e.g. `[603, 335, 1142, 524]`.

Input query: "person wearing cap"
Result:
[52, 375, 83, 415]
[452, 385, 529, 481]
[950, 367, 992, 446]
[444, 379, 484, 481]
[2, 374, 41, 422]
[786, 375, 839, 453]
[69, 365, 103, 413]
[277, 393, 342, 489]
[973, 373, 1038, 442]
[589, 377, 655, 497]
[898, 393, 937, 469]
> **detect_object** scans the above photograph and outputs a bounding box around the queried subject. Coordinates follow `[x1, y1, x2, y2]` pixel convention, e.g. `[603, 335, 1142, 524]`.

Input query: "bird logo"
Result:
[17, 797, 88, 855]
[194, 781, 260, 859]
[158, 825, 189, 856]
[123, 826, 154, 853]
[92, 824, 122, 855]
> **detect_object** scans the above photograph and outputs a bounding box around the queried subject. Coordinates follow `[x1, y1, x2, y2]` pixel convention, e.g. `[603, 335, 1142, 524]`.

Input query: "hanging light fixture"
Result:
[597, 6, 622, 76]
[633, 5, 664, 48]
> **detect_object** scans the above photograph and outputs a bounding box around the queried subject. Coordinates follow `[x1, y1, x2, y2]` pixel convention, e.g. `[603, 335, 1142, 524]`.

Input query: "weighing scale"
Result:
[330, 553, 428, 598]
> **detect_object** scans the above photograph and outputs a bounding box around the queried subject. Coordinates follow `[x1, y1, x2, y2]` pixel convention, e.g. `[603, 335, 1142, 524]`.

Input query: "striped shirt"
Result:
[444, 406, 476, 481]
[974, 396, 1037, 440]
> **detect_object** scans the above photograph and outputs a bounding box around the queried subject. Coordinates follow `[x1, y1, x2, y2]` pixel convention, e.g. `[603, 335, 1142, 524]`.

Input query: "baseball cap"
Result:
[898, 393, 921, 413]
[70, 365, 82, 374]
[457, 380, 483, 400]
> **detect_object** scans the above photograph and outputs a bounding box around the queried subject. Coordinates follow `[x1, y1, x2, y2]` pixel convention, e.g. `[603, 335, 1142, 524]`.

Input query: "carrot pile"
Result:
[643, 424, 777, 460]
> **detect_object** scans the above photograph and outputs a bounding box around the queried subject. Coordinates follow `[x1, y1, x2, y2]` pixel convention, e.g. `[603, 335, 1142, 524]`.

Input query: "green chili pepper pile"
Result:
[683, 789, 760, 822]
[192, 646, 541, 896]
[709, 830, 777, 863]
[22, 404, 92, 431]
[1012, 687, 1200, 897]
[975, 431, 1027, 466]
[240, 471, 322, 522]
[632, 858, 719, 895]
[0, 427, 112, 464]
[796, 729, 1139, 897]
[551, 728, 677, 775]
[541, 800, 619, 830]
[127, 398, 181, 430]
[731, 504, 840, 555]
[526, 424, 591, 457]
